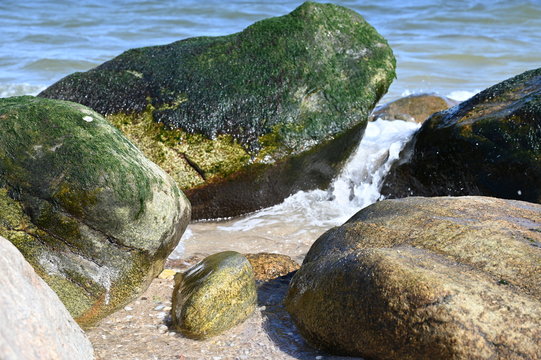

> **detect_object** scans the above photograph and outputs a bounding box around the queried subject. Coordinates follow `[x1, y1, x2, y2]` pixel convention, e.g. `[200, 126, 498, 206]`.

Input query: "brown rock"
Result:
[370, 93, 458, 123]
[246, 252, 300, 281]
[285, 196, 541, 359]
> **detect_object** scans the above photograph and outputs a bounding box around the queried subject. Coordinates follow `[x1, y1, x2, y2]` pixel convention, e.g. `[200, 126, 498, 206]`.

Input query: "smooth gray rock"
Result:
[0, 236, 94, 360]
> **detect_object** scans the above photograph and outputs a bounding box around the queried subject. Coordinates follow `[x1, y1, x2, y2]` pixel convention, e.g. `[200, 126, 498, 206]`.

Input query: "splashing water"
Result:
[173, 119, 420, 262]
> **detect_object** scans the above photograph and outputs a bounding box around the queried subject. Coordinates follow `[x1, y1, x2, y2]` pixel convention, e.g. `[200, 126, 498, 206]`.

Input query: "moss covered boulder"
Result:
[172, 251, 256, 339]
[0, 96, 190, 328]
[39, 2, 395, 219]
[285, 196, 541, 359]
[382, 68, 541, 201]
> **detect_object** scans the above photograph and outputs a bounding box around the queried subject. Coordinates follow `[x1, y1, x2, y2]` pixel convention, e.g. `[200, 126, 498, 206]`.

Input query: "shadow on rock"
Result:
[257, 272, 362, 360]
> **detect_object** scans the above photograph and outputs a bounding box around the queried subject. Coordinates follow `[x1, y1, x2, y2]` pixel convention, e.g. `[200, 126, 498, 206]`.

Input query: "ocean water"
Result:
[1, 0, 540, 259]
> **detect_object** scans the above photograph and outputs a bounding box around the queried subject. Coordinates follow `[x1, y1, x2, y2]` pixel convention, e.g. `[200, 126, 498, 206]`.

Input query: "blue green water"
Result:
[1, 0, 540, 100]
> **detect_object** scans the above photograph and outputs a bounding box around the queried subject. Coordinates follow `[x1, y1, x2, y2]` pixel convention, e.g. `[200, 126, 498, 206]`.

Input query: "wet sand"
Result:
[88, 261, 361, 360]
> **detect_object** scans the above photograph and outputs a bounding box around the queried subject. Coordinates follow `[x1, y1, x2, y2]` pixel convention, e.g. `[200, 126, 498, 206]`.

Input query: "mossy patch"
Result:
[0, 96, 190, 328]
[108, 108, 252, 190]
[172, 251, 256, 339]
[40, 2, 395, 218]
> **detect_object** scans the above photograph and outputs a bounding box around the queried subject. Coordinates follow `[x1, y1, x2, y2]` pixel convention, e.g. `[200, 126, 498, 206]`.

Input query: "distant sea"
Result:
[1, 0, 540, 101]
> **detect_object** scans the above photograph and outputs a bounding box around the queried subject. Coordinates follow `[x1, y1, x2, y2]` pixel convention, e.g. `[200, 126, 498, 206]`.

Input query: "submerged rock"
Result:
[285, 196, 541, 359]
[39, 2, 395, 219]
[0, 236, 94, 360]
[370, 93, 458, 123]
[246, 252, 300, 281]
[172, 251, 256, 339]
[382, 68, 541, 201]
[0, 96, 190, 328]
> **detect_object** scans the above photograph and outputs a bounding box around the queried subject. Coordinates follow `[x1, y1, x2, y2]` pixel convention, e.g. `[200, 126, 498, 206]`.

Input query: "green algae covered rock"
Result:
[0, 96, 191, 328]
[382, 68, 541, 202]
[172, 251, 256, 339]
[39, 2, 395, 219]
[285, 196, 541, 359]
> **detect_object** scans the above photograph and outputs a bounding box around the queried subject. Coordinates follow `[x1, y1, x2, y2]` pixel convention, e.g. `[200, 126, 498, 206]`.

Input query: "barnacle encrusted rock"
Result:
[172, 251, 256, 339]
[0, 96, 191, 328]
[40, 2, 396, 219]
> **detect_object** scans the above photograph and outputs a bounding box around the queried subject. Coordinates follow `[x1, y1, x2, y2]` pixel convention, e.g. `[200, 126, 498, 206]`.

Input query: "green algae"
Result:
[108, 108, 252, 190]
[40, 2, 395, 151]
[172, 251, 257, 339]
[39, 2, 395, 219]
[0, 96, 190, 328]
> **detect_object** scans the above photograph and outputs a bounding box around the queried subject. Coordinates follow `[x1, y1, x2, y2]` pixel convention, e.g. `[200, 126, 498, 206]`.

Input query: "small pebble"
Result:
[124, 306, 133, 311]
[153, 304, 165, 311]
[158, 325, 168, 334]
[168, 331, 176, 337]
[316, 356, 323, 360]
[156, 311, 167, 319]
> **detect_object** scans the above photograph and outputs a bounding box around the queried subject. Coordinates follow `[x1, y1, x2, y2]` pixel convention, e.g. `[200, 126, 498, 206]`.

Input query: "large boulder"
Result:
[382, 68, 541, 201]
[172, 251, 257, 339]
[0, 236, 94, 360]
[0, 96, 190, 328]
[39, 2, 395, 219]
[285, 196, 541, 359]
[370, 93, 458, 123]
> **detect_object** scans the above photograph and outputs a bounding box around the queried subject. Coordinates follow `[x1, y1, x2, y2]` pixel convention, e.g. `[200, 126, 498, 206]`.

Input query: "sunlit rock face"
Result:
[286, 196, 541, 359]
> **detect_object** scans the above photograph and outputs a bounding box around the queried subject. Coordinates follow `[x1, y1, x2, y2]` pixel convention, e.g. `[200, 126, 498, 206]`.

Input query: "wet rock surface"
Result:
[88, 262, 356, 360]
[0, 236, 94, 360]
[370, 93, 458, 123]
[40, 2, 395, 220]
[246, 252, 300, 281]
[382, 68, 541, 202]
[172, 251, 257, 339]
[285, 196, 541, 359]
[0, 96, 190, 328]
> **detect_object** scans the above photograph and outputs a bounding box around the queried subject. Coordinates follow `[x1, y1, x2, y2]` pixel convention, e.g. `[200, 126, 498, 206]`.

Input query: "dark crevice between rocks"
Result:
[175, 150, 207, 181]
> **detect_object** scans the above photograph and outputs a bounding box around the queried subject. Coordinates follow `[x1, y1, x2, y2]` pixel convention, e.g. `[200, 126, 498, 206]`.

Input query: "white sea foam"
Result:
[399, 88, 479, 103]
[446, 90, 479, 102]
[0, 83, 46, 98]
[173, 119, 420, 259]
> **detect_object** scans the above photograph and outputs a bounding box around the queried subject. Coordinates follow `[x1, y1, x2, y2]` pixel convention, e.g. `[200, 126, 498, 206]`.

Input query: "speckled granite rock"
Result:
[172, 251, 256, 339]
[285, 196, 541, 359]
[0, 236, 94, 360]
[0, 96, 191, 328]
[40, 2, 395, 220]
